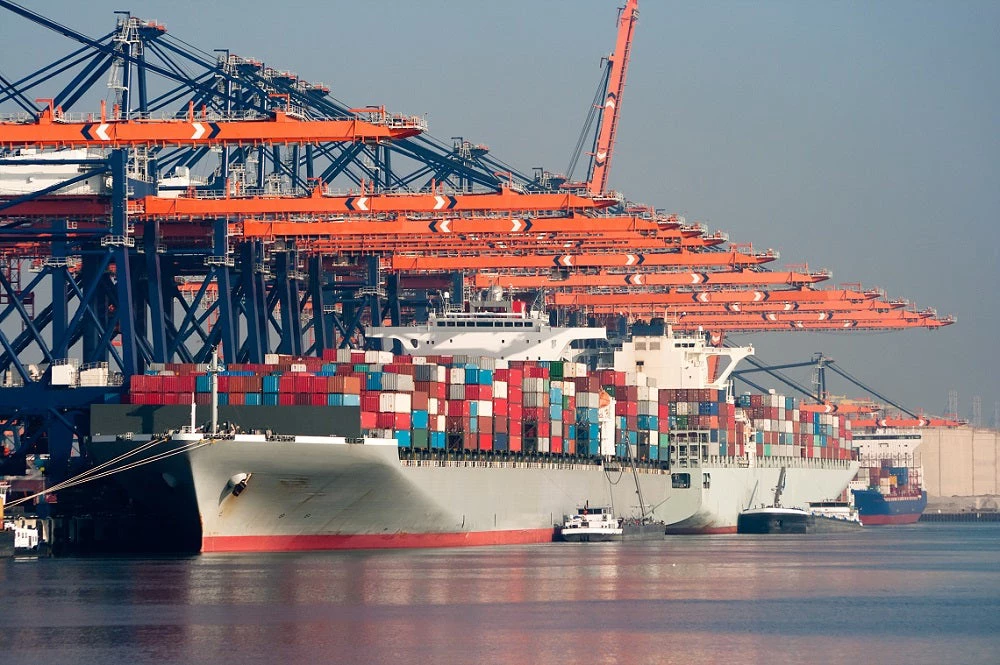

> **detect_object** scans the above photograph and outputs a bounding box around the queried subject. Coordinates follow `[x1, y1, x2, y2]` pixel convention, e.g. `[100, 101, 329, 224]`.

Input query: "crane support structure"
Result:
[588, 0, 639, 195]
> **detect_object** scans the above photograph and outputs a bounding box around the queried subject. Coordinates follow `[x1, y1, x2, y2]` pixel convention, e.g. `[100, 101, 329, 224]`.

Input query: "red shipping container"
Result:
[478, 433, 492, 451]
[493, 399, 508, 417]
[508, 387, 523, 404]
[537, 421, 550, 438]
[394, 413, 411, 430]
[508, 434, 522, 452]
[509, 404, 523, 420]
[550, 436, 563, 454]
[359, 411, 377, 429]
[376, 412, 394, 428]
[446, 400, 470, 417]
[494, 417, 508, 434]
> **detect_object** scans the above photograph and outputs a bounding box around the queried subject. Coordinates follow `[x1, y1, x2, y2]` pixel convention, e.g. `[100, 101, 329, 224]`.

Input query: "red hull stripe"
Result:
[665, 526, 737, 535]
[859, 514, 922, 526]
[202, 528, 556, 552]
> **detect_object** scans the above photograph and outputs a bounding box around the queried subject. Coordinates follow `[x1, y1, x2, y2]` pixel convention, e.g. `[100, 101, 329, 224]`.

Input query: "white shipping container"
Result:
[290, 363, 307, 373]
[536, 437, 550, 453]
[479, 400, 493, 418]
[336, 349, 353, 362]
[79, 366, 109, 387]
[493, 381, 508, 399]
[428, 398, 439, 414]
[264, 353, 280, 365]
[677, 402, 688, 416]
[562, 381, 576, 398]
[448, 384, 465, 401]
[448, 368, 465, 384]
[383, 374, 415, 392]
[379, 392, 412, 414]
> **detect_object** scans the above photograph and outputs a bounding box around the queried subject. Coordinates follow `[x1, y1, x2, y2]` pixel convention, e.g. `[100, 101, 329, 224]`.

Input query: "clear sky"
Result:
[2, 1, 997, 421]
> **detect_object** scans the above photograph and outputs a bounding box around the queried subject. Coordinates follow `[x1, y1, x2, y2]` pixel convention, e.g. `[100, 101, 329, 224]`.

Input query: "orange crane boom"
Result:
[0, 106, 424, 149]
[588, 0, 639, 195]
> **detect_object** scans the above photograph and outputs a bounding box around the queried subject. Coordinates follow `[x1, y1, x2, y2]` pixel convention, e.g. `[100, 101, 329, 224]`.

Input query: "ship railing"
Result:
[697, 455, 854, 469]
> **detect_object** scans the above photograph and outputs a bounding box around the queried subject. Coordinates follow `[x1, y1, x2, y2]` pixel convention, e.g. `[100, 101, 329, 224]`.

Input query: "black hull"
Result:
[737, 510, 862, 534]
[621, 522, 666, 541]
[0, 530, 12, 557]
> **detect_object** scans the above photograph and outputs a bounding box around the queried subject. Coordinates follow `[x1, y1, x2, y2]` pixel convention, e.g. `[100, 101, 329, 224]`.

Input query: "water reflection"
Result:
[0, 525, 998, 665]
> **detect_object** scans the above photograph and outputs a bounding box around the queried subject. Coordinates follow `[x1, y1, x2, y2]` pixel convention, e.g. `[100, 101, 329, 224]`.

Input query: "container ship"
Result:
[87, 300, 858, 552]
[849, 429, 927, 524]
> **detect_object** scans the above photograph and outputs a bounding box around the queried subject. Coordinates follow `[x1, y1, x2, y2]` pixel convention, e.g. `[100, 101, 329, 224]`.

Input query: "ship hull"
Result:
[665, 459, 860, 534]
[89, 434, 696, 553]
[851, 489, 927, 525]
[737, 508, 862, 534]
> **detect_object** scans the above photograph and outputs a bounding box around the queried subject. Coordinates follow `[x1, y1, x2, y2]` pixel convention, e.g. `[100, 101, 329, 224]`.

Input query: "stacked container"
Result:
[128, 353, 855, 464]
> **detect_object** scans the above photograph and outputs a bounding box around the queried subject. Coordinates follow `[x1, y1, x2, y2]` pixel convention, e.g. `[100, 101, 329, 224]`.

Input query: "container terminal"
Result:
[0, 1, 977, 553]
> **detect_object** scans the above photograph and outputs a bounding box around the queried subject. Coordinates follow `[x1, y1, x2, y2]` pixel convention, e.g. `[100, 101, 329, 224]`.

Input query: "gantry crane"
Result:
[0, 3, 954, 475]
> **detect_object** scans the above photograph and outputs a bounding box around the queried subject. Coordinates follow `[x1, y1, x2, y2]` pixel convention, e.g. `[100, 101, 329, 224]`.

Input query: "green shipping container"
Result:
[411, 429, 429, 449]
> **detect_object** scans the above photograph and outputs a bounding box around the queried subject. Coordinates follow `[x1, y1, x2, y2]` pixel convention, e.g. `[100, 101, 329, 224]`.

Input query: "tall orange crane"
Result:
[587, 0, 639, 195]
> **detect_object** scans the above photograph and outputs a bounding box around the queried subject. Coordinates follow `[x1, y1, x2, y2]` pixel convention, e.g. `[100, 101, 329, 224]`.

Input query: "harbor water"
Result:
[1, 523, 998, 665]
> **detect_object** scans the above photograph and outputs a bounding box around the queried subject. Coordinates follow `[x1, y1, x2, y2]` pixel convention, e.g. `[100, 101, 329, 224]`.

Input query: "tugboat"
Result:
[558, 442, 666, 542]
[557, 504, 624, 542]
